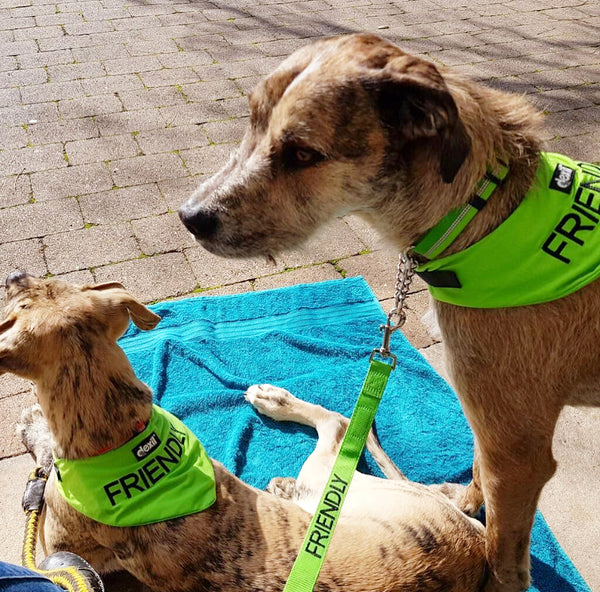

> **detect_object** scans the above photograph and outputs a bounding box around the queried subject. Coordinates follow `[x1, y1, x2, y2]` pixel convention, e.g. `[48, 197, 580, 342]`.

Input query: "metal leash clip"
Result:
[370, 252, 417, 369]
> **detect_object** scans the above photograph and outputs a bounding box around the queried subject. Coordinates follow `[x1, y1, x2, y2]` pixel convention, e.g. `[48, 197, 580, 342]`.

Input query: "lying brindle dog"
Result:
[2, 273, 485, 592]
[178, 33, 599, 592]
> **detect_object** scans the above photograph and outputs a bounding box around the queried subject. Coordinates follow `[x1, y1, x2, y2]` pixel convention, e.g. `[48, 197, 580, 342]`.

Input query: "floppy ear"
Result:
[87, 283, 161, 331]
[0, 317, 19, 375]
[362, 55, 471, 183]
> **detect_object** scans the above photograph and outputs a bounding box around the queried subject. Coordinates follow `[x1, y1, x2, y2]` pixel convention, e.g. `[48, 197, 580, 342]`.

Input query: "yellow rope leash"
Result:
[21, 466, 103, 592]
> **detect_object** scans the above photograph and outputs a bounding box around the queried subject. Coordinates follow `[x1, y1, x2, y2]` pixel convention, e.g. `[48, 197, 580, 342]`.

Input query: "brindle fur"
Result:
[178, 33, 599, 592]
[2, 273, 485, 592]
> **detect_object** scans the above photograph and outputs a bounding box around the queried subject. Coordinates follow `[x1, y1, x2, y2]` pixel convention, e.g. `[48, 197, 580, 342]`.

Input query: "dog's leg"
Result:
[456, 440, 485, 515]
[458, 393, 560, 592]
[245, 384, 406, 486]
[478, 432, 557, 592]
[17, 403, 54, 469]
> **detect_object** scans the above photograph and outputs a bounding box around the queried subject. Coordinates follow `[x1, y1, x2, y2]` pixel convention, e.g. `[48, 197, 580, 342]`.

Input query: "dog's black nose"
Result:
[5, 270, 31, 289]
[178, 204, 220, 240]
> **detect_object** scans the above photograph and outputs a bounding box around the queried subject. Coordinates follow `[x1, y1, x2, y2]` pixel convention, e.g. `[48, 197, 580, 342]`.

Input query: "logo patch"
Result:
[132, 432, 161, 461]
[550, 163, 575, 194]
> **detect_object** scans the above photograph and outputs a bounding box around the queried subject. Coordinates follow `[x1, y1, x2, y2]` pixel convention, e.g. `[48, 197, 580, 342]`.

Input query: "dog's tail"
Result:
[366, 426, 407, 481]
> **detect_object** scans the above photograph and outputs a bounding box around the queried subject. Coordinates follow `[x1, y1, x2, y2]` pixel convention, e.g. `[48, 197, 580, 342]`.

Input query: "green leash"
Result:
[282, 359, 392, 592]
[283, 254, 417, 592]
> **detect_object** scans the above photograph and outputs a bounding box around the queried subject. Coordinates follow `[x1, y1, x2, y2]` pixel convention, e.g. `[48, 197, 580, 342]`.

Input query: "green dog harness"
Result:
[414, 152, 600, 308]
[54, 405, 216, 527]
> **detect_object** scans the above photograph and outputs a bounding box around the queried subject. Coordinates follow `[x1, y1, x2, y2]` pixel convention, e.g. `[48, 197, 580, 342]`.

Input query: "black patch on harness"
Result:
[416, 270, 462, 289]
[550, 163, 575, 194]
[132, 432, 161, 461]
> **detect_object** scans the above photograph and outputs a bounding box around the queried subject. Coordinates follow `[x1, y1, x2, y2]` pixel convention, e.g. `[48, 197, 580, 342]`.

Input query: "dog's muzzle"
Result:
[178, 203, 220, 241]
[5, 270, 32, 289]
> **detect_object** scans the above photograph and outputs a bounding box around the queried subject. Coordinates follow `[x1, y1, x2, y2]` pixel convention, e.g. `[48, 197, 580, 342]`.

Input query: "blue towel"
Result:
[119, 277, 590, 592]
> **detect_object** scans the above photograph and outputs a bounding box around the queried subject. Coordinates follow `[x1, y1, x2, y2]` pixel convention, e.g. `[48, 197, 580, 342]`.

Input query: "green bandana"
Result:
[416, 152, 600, 308]
[54, 405, 216, 527]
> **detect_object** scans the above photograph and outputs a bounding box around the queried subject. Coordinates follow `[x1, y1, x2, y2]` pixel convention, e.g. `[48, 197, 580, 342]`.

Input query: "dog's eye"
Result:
[283, 145, 325, 170]
[295, 149, 316, 163]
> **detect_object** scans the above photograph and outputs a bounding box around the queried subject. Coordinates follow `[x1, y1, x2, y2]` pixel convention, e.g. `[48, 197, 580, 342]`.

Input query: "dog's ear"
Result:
[87, 283, 161, 331]
[362, 55, 471, 183]
[0, 316, 25, 376]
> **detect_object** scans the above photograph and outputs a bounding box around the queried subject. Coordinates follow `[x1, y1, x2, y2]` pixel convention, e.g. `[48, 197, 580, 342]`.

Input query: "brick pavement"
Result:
[0, 0, 598, 588]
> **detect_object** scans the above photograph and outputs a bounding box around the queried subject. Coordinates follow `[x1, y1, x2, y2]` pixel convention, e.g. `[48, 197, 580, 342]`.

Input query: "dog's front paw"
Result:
[455, 480, 485, 517]
[266, 476, 297, 500]
[245, 384, 296, 420]
[17, 404, 53, 467]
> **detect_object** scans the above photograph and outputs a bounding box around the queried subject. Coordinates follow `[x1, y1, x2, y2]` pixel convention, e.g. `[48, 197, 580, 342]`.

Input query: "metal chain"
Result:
[388, 252, 418, 328]
[371, 251, 417, 368]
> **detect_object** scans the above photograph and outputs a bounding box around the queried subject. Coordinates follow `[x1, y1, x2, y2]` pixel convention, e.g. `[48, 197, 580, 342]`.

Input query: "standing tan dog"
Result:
[2, 272, 486, 592]
[178, 33, 599, 592]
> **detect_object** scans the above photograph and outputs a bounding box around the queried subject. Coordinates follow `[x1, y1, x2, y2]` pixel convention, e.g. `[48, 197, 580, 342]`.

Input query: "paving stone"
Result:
[27, 117, 99, 145]
[79, 73, 145, 95]
[71, 43, 130, 63]
[31, 162, 114, 201]
[343, 215, 387, 251]
[20, 80, 84, 104]
[96, 111, 165, 140]
[0, 198, 83, 242]
[46, 61, 106, 83]
[0, 125, 28, 150]
[199, 118, 247, 144]
[0, 56, 17, 73]
[546, 133, 598, 162]
[158, 50, 214, 70]
[0, 373, 30, 401]
[110, 152, 186, 186]
[181, 79, 241, 102]
[18, 48, 74, 69]
[401, 288, 437, 350]
[158, 175, 200, 210]
[0, 454, 36, 564]
[93, 251, 197, 302]
[418, 341, 449, 381]
[220, 96, 250, 118]
[65, 134, 140, 165]
[253, 264, 341, 291]
[118, 87, 186, 111]
[0, 39, 38, 56]
[531, 88, 595, 113]
[179, 143, 235, 175]
[0, 66, 47, 87]
[59, 93, 123, 119]
[56, 268, 95, 285]
[133, 212, 196, 255]
[0, 238, 47, 279]
[159, 101, 227, 127]
[104, 55, 162, 76]
[0, 173, 31, 207]
[111, 15, 162, 31]
[186, 244, 286, 288]
[136, 125, 210, 155]
[0, 391, 37, 459]
[0, 102, 59, 126]
[339, 249, 427, 300]
[280, 219, 368, 268]
[44, 222, 140, 274]
[139, 66, 201, 88]
[197, 281, 253, 296]
[79, 184, 168, 225]
[35, 11, 84, 27]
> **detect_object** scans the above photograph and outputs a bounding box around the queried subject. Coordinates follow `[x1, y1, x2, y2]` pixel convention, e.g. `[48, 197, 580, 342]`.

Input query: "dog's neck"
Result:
[35, 342, 153, 460]
[424, 77, 543, 256]
[368, 74, 543, 256]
